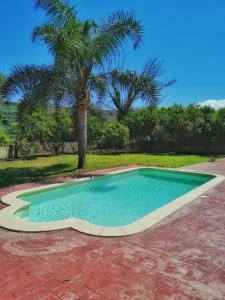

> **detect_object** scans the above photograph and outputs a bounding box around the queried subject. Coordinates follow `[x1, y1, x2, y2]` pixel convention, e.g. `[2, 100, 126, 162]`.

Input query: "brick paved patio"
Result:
[0, 160, 225, 299]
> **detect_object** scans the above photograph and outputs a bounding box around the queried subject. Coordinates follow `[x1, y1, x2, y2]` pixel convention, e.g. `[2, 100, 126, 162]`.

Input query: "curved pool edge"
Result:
[0, 167, 224, 236]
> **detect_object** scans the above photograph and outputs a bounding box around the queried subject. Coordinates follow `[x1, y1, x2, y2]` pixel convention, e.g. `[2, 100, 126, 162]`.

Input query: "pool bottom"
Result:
[18, 168, 213, 226]
[0, 167, 223, 236]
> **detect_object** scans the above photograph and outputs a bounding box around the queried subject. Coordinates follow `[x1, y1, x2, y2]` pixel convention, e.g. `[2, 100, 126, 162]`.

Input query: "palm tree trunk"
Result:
[76, 92, 89, 169]
[117, 103, 130, 120]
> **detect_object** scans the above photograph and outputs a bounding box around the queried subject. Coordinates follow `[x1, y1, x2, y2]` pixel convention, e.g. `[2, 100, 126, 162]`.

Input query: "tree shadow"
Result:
[20, 154, 53, 160]
[0, 163, 75, 188]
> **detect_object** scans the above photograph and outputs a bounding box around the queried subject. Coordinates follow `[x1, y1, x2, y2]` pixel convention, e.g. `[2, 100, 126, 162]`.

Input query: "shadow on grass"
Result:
[93, 152, 214, 157]
[17, 154, 53, 161]
[0, 163, 76, 188]
[93, 152, 179, 156]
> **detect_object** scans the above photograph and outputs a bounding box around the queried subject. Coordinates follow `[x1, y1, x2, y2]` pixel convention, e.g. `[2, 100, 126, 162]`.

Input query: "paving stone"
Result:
[1, 162, 225, 299]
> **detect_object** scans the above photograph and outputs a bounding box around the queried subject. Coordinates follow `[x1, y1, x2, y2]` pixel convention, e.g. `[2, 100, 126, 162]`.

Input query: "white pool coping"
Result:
[0, 167, 224, 236]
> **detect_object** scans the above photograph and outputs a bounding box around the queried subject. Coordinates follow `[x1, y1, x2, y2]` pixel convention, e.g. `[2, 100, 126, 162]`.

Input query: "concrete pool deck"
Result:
[0, 159, 225, 299]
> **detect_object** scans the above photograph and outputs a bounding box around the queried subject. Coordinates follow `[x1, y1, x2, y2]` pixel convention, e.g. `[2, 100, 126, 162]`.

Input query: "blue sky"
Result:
[0, 0, 225, 107]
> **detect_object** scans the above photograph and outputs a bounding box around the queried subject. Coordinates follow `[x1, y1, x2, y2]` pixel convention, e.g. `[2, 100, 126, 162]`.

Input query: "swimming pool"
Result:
[19, 168, 213, 226]
[0, 167, 222, 236]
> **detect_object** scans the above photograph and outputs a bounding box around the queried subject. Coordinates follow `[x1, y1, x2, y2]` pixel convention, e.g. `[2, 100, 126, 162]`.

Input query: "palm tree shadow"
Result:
[0, 163, 75, 188]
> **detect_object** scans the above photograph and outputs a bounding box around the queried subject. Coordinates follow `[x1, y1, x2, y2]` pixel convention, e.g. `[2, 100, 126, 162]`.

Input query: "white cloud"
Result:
[198, 99, 225, 110]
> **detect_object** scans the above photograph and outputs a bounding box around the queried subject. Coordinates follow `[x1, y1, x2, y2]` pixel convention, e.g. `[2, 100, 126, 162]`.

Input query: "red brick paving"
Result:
[0, 161, 225, 299]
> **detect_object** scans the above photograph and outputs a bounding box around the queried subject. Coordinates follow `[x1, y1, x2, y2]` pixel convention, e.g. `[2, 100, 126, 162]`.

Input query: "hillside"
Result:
[0, 102, 116, 132]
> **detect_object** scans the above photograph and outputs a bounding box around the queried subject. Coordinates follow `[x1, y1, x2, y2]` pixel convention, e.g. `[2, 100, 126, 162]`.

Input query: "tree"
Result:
[7, 122, 25, 159]
[26, 107, 74, 155]
[6, 104, 34, 159]
[51, 108, 74, 155]
[87, 116, 104, 149]
[106, 59, 175, 120]
[3, 0, 143, 168]
[98, 121, 129, 151]
[212, 107, 225, 144]
[0, 128, 11, 146]
[123, 108, 158, 146]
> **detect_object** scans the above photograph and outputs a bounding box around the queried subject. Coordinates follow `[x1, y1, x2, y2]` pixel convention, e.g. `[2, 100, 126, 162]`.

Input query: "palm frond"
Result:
[2, 65, 59, 106]
[143, 59, 176, 90]
[101, 10, 143, 49]
[89, 74, 107, 99]
[143, 59, 164, 78]
[33, 22, 83, 65]
[91, 10, 143, 65]
[108, 58, 175, 115]
[35, 0, 77, 27]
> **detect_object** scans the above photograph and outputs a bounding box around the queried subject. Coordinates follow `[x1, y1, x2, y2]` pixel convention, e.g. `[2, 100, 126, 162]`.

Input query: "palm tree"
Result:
[106, 59, 175, 120]
[3, 0, 143, 169]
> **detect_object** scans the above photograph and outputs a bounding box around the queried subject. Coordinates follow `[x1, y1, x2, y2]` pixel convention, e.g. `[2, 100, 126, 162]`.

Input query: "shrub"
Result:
[98, 121, 129, 151]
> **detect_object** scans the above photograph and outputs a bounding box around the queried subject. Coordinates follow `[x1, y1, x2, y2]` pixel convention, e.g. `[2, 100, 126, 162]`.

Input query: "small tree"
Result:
[87, 116, 104, 149]
[50, 108, 74, 155]
[27, 107, 73, 155]
[0, 128, 11, 146]
[98, 121, 129, 151]
[8, 122, 26, 159]
[5, 102, 37, 159]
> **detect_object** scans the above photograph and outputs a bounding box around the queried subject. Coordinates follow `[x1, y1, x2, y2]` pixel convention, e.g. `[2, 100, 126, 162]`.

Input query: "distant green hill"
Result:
[102, 109, 116, 121]
[0, 101, 116, 133]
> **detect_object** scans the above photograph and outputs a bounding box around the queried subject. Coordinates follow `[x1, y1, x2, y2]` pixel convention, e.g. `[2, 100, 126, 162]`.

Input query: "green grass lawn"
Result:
[0, 153, 215, 188]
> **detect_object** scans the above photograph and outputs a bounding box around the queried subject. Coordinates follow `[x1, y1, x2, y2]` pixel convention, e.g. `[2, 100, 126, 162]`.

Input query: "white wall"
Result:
[0, 147, 7, 159]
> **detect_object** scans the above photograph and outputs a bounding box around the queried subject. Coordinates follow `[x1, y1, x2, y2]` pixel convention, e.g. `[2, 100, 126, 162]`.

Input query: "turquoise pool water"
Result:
[18, 169, 213, 226]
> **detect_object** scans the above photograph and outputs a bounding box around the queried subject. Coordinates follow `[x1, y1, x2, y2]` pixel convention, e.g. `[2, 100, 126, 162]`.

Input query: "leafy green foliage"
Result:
[0, 128, 11, 146]
[123, 108, 158, 144]
[0, 102, 17, 130]
[212, 108, 225, 140]
[87, 116, 104, 148]
[98, 121, 129, 150]
[26, 107, 74, 155]
[2, 101, 225, 155]
[123, 105, 225, 153]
